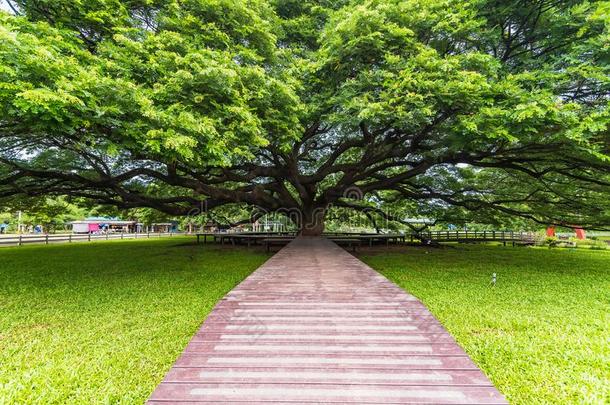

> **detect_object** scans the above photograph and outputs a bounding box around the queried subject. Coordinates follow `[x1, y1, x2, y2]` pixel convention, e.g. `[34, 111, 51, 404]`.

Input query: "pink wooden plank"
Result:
[162, 367, 494, 386]
[190, 332, 457, 343]
[195, 322, 449, 334]
[183, 342, 466, 356]
[149, 382, 507, 403]
[173, 353, 481, 370]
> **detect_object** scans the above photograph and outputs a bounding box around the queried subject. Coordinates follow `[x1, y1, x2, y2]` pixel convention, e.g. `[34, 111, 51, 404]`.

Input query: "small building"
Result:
[70, 217, 137, 234]
[252, 219, 286, 233]
[152, 222, 177, 233]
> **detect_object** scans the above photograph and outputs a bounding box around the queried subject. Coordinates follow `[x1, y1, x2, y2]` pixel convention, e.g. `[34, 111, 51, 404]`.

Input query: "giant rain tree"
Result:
[0, 0, 609, 234]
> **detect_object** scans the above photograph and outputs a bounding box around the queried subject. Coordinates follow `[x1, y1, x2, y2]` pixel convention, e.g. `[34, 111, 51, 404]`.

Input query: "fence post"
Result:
[69, 234, 72, 243]
[121, 231, 124, 240]
[18, 234, 22, 246]
[88, 233, 91, 242]
[45, 234, 49, 245]
[147, 232, 150, 238]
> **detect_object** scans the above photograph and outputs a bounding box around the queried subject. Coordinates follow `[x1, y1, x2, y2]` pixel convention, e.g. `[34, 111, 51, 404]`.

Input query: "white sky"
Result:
[0, 1, 14, 13]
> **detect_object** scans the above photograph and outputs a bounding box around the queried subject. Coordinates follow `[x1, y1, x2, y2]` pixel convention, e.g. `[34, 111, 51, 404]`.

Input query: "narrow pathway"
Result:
[148, 237, 506, 404]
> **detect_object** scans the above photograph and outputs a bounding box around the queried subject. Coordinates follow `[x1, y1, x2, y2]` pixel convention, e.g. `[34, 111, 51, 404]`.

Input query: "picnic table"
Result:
[196, 232, 296, 245]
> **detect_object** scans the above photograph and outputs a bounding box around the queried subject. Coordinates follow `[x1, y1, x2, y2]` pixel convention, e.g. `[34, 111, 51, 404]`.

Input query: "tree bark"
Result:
[296, 206, 326, 236]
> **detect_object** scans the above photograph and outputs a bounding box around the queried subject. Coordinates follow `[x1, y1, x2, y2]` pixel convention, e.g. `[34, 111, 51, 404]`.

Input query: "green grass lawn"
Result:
[0, 238, 269, 404]
[361, 245, 610, 404]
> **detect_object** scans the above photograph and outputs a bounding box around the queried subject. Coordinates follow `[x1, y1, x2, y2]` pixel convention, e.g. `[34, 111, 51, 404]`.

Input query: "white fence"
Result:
[0, 232, 185, 247]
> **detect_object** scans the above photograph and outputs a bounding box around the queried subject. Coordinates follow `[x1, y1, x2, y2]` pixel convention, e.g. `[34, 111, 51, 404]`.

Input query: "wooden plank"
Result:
[149, 383, 506, 403]
[147, 237, 506, 404]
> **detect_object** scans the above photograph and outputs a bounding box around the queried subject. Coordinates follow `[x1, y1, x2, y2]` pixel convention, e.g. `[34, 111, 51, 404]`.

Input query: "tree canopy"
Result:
[1, 0, 609, 234]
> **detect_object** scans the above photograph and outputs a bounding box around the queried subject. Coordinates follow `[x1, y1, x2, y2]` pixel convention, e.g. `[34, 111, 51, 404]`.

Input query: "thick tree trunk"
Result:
[296, 206, 326, 236]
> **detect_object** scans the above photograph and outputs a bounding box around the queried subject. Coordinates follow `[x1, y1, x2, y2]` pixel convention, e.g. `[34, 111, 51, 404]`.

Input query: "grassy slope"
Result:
[0, 238, 269, 404]
[361, 245, 610, 404]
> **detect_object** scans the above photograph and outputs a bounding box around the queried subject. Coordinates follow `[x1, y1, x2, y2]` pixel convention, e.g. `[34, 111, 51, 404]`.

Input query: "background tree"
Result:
[0, 196, 88, 232]
[1, 0, 608, 234]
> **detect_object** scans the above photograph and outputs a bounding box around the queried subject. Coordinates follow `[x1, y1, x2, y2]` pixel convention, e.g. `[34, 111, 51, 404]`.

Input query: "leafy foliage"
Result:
[1, 0, 608, 232]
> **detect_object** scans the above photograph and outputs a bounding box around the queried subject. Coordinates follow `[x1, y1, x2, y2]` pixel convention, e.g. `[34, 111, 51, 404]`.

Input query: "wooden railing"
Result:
[0, 229, 538, 248]
[415, 230, 537, 244]
[0, 232, 184, 247]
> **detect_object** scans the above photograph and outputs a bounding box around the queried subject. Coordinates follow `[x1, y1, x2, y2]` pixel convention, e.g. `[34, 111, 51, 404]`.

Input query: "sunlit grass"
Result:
[362, 245, 610, 404]
[2, 238, 608, 403]
[0, 238, 269, 403]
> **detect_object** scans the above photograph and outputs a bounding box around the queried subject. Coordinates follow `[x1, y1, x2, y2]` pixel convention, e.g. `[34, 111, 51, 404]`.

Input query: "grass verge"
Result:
[361, 244, 609, 404]
[0, 238, 269, 403]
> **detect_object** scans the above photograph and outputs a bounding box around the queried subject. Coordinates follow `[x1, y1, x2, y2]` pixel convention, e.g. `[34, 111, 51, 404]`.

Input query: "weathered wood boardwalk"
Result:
[148, 237, 506, 404]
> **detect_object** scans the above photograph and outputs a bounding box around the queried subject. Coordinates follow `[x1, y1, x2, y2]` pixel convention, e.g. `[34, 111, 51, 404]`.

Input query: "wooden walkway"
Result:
[148, 237, 506, 404]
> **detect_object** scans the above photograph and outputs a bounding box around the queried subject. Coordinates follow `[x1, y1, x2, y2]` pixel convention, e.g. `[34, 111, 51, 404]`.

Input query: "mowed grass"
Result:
[0, 238, 269, 404]
[361, 245, 610, 404]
